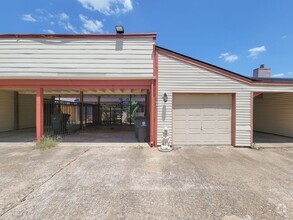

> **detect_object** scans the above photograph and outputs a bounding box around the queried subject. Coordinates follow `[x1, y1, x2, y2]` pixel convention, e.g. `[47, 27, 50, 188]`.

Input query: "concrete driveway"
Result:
[0, 144, 292, 220]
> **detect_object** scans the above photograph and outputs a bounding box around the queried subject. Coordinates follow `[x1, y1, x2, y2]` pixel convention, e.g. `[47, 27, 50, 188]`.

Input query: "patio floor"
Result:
[61, 125, 141, 144]
[0, 126, 144, 146]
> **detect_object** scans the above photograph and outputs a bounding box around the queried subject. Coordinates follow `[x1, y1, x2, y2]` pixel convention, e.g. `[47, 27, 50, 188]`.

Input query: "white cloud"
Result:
[248, 46, 266, 59]
[79, 14, 103, 33]
[22, 14, 37, 22]
[271, 73, 285, 78]
[271, 72, 293, 78]
[63, 22, 78, 33]
[77, 0, 133, 15]
[281, 35, 287, 39]
[43, 29, 55, 34]
[219, 52, 238, 63]
[59, 13, 69, 20]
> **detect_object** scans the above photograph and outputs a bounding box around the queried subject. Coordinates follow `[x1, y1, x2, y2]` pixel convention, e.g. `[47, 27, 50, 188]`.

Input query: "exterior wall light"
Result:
[115, 25, 124, 34]
[162, 92, 168, 103]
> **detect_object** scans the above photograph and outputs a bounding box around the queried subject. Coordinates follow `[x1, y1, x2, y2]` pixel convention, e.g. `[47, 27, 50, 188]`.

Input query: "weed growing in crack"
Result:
[34, 136, 60, 151]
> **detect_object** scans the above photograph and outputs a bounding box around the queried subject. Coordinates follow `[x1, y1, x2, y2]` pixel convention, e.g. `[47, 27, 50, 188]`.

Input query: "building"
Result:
[0, 32, 293, 147]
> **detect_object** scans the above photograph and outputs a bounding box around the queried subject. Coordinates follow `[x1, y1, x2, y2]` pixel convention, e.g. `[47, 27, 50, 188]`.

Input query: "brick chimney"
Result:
[253, 64, 271, 78]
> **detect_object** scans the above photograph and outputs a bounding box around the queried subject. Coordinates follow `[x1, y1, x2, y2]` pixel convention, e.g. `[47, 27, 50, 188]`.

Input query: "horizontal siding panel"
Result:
[0, 49, 152, 55]
[0, 54, 152, 59]
[0, 44, 153, 50]
[0, 63, 152, 69]
[0, 68, 152, 73]
[0, 73, 153, 79]
[0, 38, 154, 79]
[0, 59, 153, 64]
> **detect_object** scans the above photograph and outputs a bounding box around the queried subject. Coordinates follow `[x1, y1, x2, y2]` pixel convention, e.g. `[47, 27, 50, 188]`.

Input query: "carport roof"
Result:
[156, 46, 293, 85]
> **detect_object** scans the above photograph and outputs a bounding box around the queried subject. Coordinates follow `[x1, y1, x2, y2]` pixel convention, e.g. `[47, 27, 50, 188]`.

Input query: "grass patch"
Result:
[34, 136, 60, 150]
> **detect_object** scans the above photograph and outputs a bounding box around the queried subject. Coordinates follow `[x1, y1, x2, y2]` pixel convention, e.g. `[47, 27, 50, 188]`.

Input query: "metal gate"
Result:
[44, 99, 94, 136]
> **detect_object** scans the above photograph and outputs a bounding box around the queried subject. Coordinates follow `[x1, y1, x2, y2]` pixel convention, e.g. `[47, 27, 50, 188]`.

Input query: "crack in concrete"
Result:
[0, 147, 91, 218]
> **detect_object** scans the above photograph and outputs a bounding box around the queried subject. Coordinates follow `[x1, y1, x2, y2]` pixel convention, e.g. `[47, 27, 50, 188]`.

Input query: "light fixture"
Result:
[115, 25, 124, 34]
[162, 92, 168, 103]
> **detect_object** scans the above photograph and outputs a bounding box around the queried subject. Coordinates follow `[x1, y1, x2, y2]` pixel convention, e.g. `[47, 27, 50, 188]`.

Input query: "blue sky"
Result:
[0, 0, 292, 78]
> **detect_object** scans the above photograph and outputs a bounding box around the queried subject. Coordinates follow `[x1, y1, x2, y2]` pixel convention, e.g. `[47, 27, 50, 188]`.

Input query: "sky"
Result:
[0, 0, 292, 78]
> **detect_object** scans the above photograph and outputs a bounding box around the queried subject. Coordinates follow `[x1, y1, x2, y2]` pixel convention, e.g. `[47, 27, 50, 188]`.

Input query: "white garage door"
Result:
[173, 94, 232, 146]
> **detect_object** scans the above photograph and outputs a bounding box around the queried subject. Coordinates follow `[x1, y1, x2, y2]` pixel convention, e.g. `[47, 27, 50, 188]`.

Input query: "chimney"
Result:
[253, 64, 271, 78]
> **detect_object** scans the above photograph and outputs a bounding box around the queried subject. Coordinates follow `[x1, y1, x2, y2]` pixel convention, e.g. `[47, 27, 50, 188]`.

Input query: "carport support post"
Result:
[150, 80, 155, 146]
[36, 87, 44, 143]
[80, 91, 84, 130]
[97, 96, 101, 125]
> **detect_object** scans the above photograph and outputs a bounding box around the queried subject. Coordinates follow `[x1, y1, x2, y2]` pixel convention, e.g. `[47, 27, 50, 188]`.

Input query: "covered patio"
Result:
[0, 79, 157, 146]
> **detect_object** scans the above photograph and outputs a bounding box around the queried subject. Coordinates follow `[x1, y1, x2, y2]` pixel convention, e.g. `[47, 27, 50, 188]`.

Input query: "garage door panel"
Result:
[188, 116, 201, 121]
[217, 121, 231, 129]
[173, 94, 232, 146]
[173, 115, 186, 121]
[188, 121, 201, 129]
[173, 133, 188, 144]
[202, 133, 218, 144]
[202, 121, 216, 129]
[186, 133, 201, 142]
[173, 120, 187, 129]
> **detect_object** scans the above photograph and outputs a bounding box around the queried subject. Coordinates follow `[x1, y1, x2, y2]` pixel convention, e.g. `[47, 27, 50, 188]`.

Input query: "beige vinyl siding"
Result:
[0, 91, 15, 132]
[254, 93, 293, 137]
[235, 92, 252, 146]
[18, 94, 36, 129]
[0, 38, 154, 79]
[157, 53, 252, 147]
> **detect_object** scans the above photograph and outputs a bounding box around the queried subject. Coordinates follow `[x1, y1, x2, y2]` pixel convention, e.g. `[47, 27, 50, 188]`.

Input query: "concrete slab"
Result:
[254, 131, 293, 148]
[61, 126, 141, 143]
[0, 129, 35, 143]
[0, 125, 144, 146]
[0, 144, 292, 219]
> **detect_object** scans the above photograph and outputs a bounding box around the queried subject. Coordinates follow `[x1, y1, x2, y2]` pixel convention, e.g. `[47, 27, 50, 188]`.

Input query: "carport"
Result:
[0, 79, 156, 145]
[253, 92, 293, 147]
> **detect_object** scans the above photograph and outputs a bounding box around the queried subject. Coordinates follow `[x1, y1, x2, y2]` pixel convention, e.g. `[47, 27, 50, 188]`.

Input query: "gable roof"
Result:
[156, 46, 293, 86]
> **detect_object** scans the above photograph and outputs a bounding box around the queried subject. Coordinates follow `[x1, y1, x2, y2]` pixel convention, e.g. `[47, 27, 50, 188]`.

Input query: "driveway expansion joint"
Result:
[0, 147, 91, 218]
